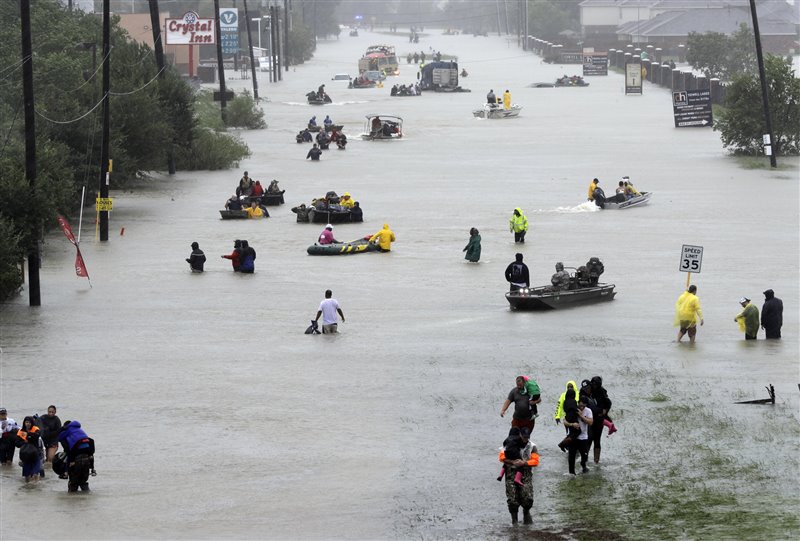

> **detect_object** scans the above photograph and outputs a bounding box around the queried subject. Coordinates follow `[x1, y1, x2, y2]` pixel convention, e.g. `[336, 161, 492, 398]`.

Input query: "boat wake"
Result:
[284, 101, 369, 106]
[537, 201, 600, 213]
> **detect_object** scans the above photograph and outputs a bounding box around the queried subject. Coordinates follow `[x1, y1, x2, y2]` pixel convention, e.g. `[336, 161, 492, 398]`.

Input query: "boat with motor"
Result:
[473, 103, 522, 119]
[307, 237, 381, 256]
[529, 76, 590, 88]
[306, 91, 332, 105]
[361, 115, 403, 140]
[598, 191, 652, 209]
[506, 283, 616, 310]
[349, 77, 377, 89]
[292, 191, 363, 224]
[506, 258, 614, 310]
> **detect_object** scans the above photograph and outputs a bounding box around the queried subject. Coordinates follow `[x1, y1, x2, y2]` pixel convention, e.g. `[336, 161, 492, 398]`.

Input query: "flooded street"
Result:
[1, 29, 798, 540]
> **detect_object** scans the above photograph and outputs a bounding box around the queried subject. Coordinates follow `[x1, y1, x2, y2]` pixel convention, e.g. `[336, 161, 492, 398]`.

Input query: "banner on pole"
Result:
[58, 215, 90, 280]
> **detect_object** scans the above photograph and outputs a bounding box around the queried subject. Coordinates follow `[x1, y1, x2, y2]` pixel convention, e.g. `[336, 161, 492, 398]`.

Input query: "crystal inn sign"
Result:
[165, 11, 216, 45]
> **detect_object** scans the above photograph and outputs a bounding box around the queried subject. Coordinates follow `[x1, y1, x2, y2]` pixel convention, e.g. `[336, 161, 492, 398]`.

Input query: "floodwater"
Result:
[1, 28, 798, 541]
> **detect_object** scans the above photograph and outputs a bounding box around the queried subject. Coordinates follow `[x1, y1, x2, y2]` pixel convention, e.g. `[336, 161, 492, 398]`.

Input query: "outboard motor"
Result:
[593, 187, 606, 208]
[586, 257, 605, 285]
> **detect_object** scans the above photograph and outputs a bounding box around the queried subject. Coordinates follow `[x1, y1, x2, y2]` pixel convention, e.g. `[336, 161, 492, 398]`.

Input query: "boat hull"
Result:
[506, 283, 616, 310]
[473, 105, 522, 119]
[219, 210, 249, 219]
[307, 238, 379, 255]
[600, 192, 652, 210]
[307, 207, 359, 224]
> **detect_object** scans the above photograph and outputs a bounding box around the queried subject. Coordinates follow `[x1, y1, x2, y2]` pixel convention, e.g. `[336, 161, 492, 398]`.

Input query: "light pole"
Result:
[252, 17, 262, 50]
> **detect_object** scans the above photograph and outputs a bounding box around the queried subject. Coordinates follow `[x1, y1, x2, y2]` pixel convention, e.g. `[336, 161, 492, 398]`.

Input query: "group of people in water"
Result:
[298, 115, 347, 152]
[1, 406, 96, 492]
[556, 74, 587, 86]
[497, 375, 615, 523]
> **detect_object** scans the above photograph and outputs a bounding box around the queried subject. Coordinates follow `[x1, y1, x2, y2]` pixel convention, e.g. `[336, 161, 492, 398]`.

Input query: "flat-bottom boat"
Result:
[506, 283, 616, 310]
[599, 191, 651, 210]
[473, 104, 522, 119]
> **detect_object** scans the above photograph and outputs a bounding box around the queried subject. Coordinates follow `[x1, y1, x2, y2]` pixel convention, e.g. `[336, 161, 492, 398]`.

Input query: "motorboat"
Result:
[506, 283, 616, 310]
[473, 103, 522, 119]
[597, 192, 652, 210]
[219, 209, 249, 219]
[307, 238, 380, 256]
[349, 78, 376, 89]
[529, 77, 589, 88]
[306, 91, 332, 105]
[361, 115, 403, 140]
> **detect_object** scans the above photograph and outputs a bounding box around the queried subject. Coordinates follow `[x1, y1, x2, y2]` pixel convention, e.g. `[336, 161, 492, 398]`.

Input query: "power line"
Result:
[35, 92, 108, 125]
[109, 65, 165, 95]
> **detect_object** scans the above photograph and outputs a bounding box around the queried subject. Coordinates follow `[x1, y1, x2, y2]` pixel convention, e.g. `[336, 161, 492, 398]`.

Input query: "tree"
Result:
[528, 0, 581, 43]
[714, 55, 800, 156]
[687, 24, 756, 81]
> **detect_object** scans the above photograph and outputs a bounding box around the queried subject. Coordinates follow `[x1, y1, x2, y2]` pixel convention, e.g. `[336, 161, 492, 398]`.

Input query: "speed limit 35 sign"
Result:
[679, 244, 703, 273]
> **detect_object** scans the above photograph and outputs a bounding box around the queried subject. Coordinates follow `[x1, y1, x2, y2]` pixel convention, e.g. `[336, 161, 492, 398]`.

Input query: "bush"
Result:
[174, 128, 251, 171]
[225, 90, 266, 129]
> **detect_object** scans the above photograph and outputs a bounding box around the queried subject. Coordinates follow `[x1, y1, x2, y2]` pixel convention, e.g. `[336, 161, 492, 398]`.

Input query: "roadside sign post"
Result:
[679, 244, 703, 287]
[672, 90, 713, 128]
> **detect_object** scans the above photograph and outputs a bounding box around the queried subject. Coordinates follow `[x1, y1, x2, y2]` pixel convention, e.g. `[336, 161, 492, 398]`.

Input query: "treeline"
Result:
[0, 0, 259, 300]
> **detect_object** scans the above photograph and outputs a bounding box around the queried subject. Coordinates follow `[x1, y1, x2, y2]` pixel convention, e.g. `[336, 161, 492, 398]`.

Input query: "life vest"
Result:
[498, 450, 539, 467]
[16, 425, 39, 443]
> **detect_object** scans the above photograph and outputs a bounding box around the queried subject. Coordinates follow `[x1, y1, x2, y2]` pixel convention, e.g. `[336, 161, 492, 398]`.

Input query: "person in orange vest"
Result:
[500, 426, 537, 524]
[15, 416, 43, 482]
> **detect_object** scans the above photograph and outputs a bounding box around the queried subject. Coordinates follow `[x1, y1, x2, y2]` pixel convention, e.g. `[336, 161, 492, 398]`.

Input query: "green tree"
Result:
[687, 24, 756, 81]
[714, 55, 800, 156]
[528, 0, 581, 43]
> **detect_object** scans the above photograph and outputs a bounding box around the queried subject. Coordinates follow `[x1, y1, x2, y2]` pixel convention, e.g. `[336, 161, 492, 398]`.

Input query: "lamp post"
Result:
[251, 17, 262, 50]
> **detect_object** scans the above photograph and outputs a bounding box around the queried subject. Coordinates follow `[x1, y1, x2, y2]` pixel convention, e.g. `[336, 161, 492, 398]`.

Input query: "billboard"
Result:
[165, 11, 215, 45]
[672, 90, 713, 128]
[582, 53, 608, 76]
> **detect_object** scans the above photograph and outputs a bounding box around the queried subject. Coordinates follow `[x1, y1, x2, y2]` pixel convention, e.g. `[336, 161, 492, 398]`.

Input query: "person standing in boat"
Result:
[505, 253, 529, 292]
[503, 89, 511, 110]
[315, 290, 345, 334]
[237, 172, 254, 197]
[509, 208, 528, 243]
[487, 89, 496, 105]
[463, 228, 481, 262]
[186, 242, 206, 273]
[675, 285, 704, 343]
[734, 297, 760, 340]
[369, 223, 396, 252]
[318, 224, 338, 245]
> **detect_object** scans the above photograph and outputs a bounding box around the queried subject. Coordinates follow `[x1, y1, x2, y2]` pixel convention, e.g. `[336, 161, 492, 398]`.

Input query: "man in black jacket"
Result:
[186, 242, 206, 273]
[505, 253, 530, 292]
[761, 289, 783, 339]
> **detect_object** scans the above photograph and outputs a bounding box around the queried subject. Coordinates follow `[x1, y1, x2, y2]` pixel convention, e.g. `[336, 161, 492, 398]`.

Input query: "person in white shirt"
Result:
[0, 408, 20, 465]
[314, 290, 345, 334]
[565, 397, 593, 475]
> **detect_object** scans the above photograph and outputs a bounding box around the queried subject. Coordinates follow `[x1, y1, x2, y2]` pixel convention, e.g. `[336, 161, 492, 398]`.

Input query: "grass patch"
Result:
[733, 155, 799, 171]
[646, 392, 670, 402]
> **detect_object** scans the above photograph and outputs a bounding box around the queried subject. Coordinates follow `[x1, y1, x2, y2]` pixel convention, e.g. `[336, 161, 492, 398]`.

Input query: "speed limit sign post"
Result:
[679, 244, 703, 287]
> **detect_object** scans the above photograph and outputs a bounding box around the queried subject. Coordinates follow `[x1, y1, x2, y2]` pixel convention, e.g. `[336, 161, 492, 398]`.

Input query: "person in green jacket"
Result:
[734, 297, 760, 340]
[463, 227, 481, 262]
[509, 208, 528, 243]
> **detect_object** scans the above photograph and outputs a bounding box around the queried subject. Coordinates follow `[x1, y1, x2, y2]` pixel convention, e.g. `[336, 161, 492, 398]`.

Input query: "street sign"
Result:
[625, 62, 642, 94]
[219, 8, 239, 54]
[679, 245, 703, 273]
[213, 90, 235, 101]
[95, 197, 113, 212]
[582, 53, 608, 76]
[672, 89, 713, 128]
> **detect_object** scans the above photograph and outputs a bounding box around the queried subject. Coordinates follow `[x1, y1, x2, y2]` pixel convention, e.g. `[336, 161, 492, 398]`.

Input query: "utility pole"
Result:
[749, 0, 777, 168]
[270, 6, 279, 81]
[275, 6, 282, 80]
[213, 0, 228, 122]
[20, 0, 40, 306]
[495, 0, 501, 36]
[147, 0, 175, 174]
[284, 0, 290, 71]
[243, 0, 258, 100]
[99, 0, 111, 242]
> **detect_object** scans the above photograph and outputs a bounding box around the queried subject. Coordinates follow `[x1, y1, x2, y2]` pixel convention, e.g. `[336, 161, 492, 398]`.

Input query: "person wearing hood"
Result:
[186, 242, 206, 272]
[369, 223, 396, 251]
[734, 297, 760, 340]
[318, 224, 338, 245]
[554, 380, 579, 429]
[761, 289, 783, 339]
[349, 201, 363, 222]
[503, 89, 511, 110]
[340, 192, 354, 209]
[15, 416, 43, 482]
[221, 240, 243, 272]
[463, 227, 481, 262]
[509, 208, 528, 243]
[487, 89, 496, 105]
[58, 420, 95, 492]
[239, 240, 256, 273]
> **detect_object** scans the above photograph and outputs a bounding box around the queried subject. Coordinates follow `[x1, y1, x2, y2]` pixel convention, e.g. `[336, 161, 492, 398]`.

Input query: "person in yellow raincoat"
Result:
[509, 208, 528, 243]
[244, 200, 267, 218]
[587, 178, 599, 201]
[369, 223, 396, 251]
[675, 285, 704, 343]
[503, 89, 511, 110]
[340, 192, 355, 208]
[622, 176, 640, 198]
[554, 380, 579, 431]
